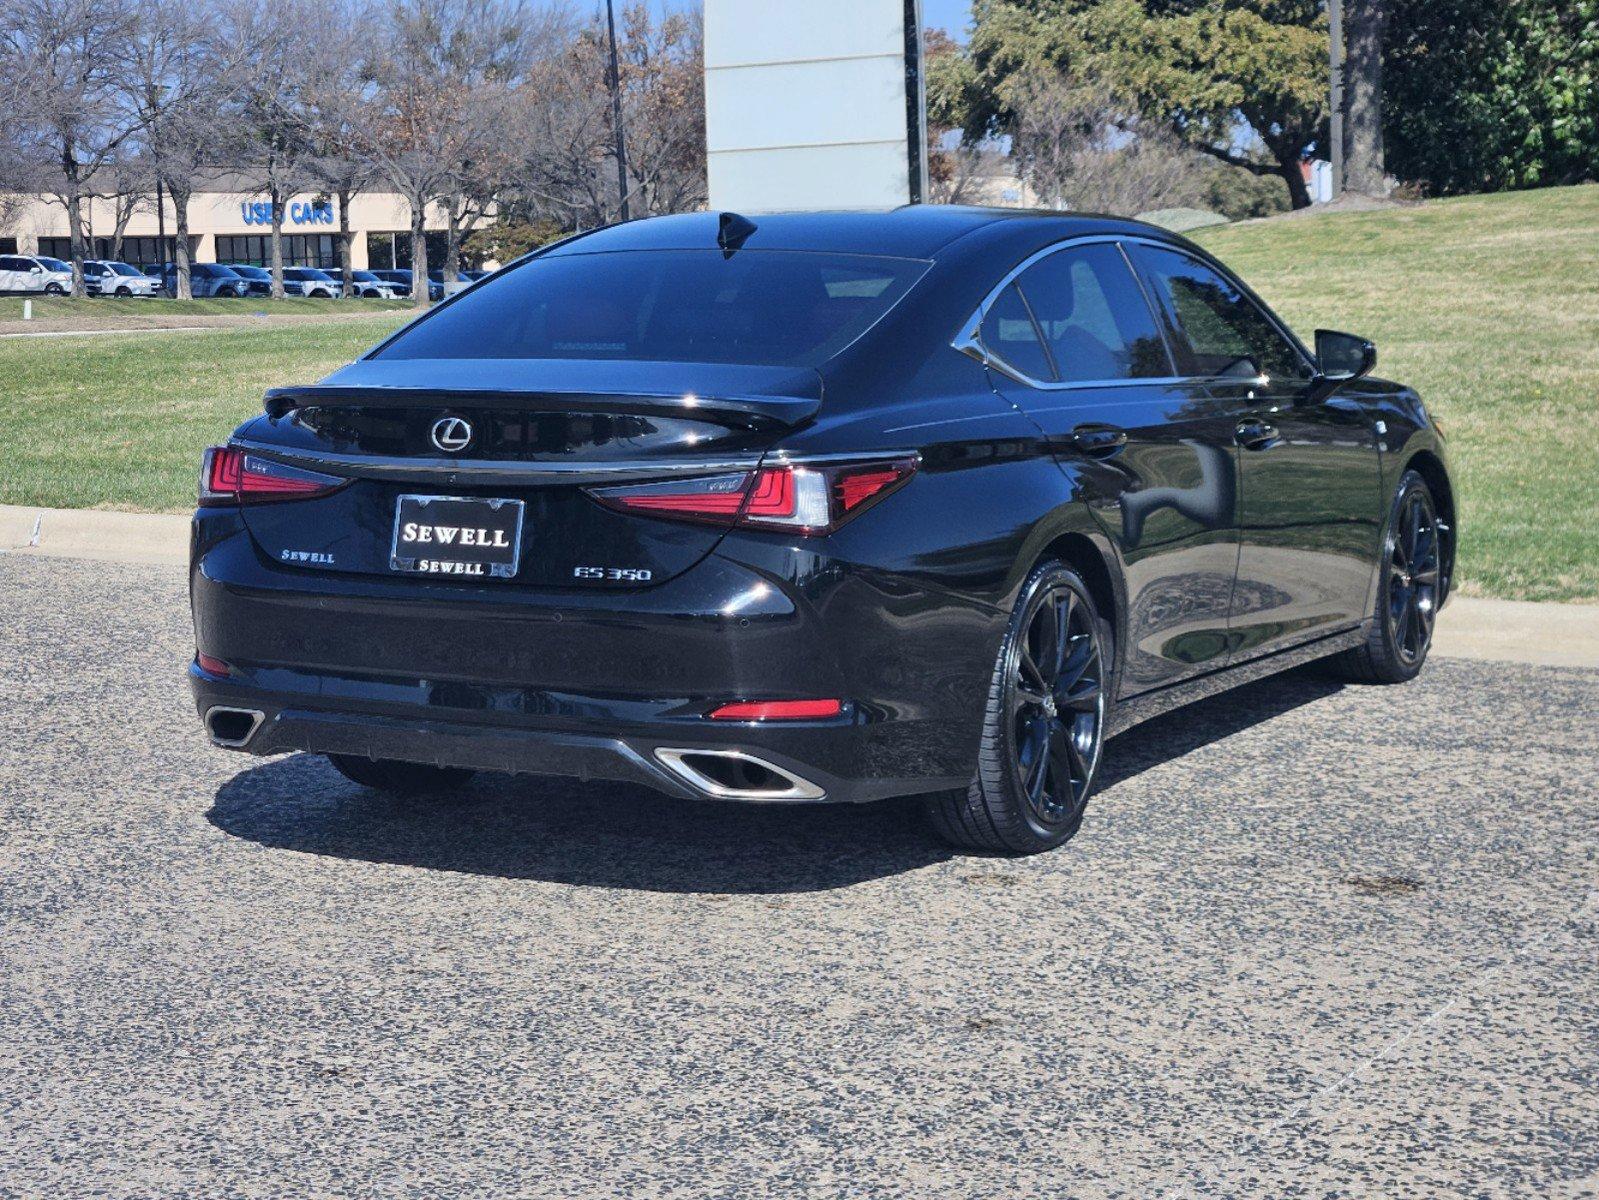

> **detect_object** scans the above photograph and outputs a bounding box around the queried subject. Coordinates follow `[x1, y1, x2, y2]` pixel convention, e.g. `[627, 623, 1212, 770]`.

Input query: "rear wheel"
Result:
[926, 561, 1109, 854]
[327, 754, 475, 795]
[1327, 469, 1441, 684]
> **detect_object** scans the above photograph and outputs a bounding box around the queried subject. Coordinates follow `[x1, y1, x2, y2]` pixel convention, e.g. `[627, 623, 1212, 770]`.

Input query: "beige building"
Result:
[1, 173, 484, 272]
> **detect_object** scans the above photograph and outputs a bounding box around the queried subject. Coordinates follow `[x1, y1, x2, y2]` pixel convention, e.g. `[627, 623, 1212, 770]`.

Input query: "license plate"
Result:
[390, 494, 525, 579]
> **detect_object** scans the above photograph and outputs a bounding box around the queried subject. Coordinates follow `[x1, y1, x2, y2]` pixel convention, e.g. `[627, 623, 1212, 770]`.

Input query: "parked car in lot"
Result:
[369, 268, 443, 301]
[281, 267, 340, 298]
[188, 208, 1454, 854]
[346, 270, 405, 299]
[223, 265, 275, 297]
[152, 262, 250, 298]
[0, 254, 74, 294]
[83, 260, 163, 297]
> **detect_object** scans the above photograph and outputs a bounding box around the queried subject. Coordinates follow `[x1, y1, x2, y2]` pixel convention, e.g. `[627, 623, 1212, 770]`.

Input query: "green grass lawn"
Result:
[1, 187, 1595, 600]
[1192, 185, 1599, 602]
[0, 316, 411, 512]
[0, 294, 414, 324]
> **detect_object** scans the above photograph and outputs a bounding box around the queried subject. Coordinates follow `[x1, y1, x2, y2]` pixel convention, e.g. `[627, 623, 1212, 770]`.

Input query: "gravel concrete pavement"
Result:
[1, 554, 1595, 1199]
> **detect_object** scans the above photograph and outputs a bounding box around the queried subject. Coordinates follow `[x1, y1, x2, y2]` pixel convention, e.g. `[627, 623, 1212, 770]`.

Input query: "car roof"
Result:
[541, 206, 1185, 262]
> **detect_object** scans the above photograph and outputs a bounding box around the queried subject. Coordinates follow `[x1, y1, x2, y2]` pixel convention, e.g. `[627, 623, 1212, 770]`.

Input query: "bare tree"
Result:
[98, 155, 154, 262]
[1010, 72, 1206, 217]
[228, 0, 318, 299]
[126, 0, 253, 298]
[1, 0, 143, 295]
[508, 4, 703, 234]
[300, 5, 380, 296]
[356, 0, 559, 305]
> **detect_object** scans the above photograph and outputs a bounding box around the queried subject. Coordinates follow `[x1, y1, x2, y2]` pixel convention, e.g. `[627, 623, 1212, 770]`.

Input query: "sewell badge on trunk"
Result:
[389, 495, 525, 579]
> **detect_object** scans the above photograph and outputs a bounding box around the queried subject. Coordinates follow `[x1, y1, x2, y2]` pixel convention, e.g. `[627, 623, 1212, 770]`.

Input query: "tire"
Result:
[925, 561, 1110, 854]
[1326, 469, 1441, 684]
[45, 282, 66, 295]
[115, 286, 131, 297]
[328, 754, 475, 795]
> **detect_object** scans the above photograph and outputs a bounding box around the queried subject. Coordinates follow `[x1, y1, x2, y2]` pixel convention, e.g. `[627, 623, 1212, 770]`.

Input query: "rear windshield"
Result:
[373, 249, 929, 369]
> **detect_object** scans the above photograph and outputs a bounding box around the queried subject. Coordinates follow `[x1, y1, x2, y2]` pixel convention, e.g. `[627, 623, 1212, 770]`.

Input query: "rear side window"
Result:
[1013, 244, 1171, 382]
[373, 249, 929, 369]
[1131, 245, 1310, 381]
[979, 284, 1055, 381]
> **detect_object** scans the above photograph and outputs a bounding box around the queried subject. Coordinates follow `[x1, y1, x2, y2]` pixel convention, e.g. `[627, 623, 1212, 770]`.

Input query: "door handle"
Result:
[1070, 424, 1128, 457]
[1235, 419, 1279, 450]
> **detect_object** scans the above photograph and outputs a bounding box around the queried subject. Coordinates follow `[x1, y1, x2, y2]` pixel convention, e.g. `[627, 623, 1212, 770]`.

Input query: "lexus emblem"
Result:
[430, 415, 473, 453]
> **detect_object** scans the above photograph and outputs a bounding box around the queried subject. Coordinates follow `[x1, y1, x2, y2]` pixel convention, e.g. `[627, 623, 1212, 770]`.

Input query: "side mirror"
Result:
[29, 265, 43, 274]
[1306, 329, 1376, 402]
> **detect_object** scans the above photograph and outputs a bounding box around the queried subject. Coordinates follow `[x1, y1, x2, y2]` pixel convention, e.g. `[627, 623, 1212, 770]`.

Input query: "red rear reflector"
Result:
[195, 653, 231, 676]
[200, 446, 346, 506]
[709, 698, 844, 721]
[588, 457, 915, 534]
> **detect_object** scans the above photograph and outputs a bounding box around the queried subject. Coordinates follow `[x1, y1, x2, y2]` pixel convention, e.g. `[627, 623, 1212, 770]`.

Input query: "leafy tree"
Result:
[1384, 0, 1599, 194]
[966, 0, 1329, 208]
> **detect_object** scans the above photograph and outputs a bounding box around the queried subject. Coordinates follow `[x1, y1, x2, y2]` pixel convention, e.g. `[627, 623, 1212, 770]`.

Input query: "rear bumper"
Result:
[190, 511, 994, 803]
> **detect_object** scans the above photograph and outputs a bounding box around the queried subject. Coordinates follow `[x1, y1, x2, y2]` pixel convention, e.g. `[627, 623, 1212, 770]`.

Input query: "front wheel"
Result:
[115, 286, 131, 297]
[925, 561, 1110, 854]
[1326, 469, 1442, 684]
[328, 754, 475, 795]
[45, 282, 66, 295]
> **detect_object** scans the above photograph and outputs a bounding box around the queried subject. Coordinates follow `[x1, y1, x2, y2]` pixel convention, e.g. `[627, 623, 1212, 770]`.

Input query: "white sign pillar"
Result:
[704, 0, 926, 213]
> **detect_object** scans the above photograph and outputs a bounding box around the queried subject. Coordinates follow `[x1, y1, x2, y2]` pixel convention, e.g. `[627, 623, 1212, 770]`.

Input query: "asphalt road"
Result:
[2, 553, 1595, 1199]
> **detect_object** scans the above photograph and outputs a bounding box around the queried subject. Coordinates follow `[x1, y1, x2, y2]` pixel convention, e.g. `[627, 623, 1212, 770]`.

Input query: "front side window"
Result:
[1130, 245, 1310, 382]
[374, 249, 929, 370]
[1013, 244, 1171, 382]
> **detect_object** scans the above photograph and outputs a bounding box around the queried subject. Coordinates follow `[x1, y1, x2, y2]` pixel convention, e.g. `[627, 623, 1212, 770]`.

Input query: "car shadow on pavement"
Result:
[1099, 666, 1345, 791]
[207, 667, 1343, 894]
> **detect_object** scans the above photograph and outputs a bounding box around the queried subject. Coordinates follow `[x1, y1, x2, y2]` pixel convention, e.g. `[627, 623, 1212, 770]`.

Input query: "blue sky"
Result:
[653, 1, 974, 41]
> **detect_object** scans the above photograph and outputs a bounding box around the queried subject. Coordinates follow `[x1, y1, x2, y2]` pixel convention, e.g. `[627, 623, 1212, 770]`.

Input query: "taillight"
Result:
[199, 447, 347, 506]
[587, 456, 916, 534]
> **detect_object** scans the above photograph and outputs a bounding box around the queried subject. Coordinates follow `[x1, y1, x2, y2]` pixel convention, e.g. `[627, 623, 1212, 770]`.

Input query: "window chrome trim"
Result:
[950, 232, 1313, 393]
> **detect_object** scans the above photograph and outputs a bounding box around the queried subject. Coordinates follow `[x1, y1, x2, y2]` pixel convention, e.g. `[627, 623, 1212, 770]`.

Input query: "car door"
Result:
[1127, 243, 1384, 662]
[0, 257, 18, 291]
[978, 240, 1244, 695]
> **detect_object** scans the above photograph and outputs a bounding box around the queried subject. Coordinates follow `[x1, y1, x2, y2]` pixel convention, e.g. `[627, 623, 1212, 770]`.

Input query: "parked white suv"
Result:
[0, 254, 73, 294]
[84, 260, 163, 297]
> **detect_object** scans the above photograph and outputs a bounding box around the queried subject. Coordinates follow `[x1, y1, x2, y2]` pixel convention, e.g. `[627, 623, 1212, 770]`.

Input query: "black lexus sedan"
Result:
[189, 207, 1454, 854]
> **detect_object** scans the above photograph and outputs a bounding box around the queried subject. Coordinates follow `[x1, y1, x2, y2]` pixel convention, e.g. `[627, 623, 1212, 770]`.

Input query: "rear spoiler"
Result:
[263, 359, 824, 431]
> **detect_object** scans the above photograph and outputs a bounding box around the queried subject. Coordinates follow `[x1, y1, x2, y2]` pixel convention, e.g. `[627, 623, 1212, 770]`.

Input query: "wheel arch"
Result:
[1404, 449, 1456, 600]
[1034, 528, 1125, 688]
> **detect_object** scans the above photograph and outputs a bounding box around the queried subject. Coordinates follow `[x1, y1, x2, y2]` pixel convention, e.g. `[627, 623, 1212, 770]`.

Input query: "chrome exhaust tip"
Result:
[654, 748, 825, 801]
[205, 706, 265, 748]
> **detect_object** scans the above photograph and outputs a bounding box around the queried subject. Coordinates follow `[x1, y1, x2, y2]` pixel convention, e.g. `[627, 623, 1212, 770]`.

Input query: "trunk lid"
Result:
[234, 358, 820, 589]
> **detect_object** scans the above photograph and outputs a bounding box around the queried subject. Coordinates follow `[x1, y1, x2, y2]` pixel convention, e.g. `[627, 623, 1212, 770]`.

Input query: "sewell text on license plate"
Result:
[389, 494, 525, 579]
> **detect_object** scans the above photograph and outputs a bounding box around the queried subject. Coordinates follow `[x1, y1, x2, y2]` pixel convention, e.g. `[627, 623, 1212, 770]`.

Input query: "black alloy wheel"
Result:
[1011, 581, 1105, 826]
[45, 282, 66, 294]
[1387, 484, 1440, 666]
[1329, 470, 1443, 684]
[926, 562, 1109, 853]
[115, 286, 131, 297]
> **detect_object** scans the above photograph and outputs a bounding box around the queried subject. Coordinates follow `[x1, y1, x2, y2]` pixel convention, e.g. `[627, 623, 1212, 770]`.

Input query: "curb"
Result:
[4, 504, 1597, 669]
[0, 504, 189, 566]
